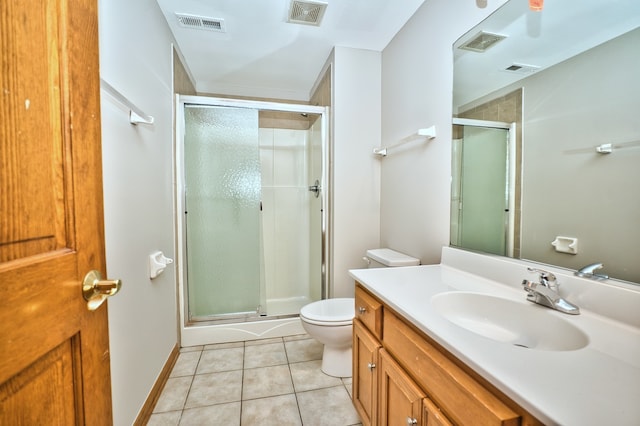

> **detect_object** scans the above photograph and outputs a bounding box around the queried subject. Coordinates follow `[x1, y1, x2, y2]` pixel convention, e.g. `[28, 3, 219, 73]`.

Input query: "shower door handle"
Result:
[308, 179, 320, 198]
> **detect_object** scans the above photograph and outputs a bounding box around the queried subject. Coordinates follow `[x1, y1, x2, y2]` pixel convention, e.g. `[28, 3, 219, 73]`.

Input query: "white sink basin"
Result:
[431, 292, 589, 351]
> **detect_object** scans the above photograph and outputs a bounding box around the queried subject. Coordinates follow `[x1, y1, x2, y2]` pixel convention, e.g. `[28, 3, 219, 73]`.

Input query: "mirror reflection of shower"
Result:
[176, 97, 328, 324]
[451, 118, 517, 258]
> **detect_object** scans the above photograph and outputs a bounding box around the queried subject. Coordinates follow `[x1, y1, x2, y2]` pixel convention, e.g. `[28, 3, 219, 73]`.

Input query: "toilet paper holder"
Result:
[149, 251, 173, 279]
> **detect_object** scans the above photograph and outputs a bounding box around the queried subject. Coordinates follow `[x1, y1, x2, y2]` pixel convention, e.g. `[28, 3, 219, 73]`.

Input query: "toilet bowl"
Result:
[300, 298, 354, 377]
[300, 248, 420, 378]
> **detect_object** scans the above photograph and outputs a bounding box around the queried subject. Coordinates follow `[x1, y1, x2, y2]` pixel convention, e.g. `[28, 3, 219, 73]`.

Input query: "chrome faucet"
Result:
[574, 262, 609, 281]
[521, 267, 580, 315]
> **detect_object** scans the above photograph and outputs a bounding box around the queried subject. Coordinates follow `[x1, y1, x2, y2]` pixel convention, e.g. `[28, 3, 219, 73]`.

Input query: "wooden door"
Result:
[379, 349, 426, 426]
[352, 319, 381, 426]
[0, 0, 113, 424]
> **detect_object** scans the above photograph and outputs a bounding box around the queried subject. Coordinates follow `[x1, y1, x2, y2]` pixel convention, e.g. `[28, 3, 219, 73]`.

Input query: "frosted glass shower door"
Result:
[458, 126, 509, 256]
[184, 105, 262, 318]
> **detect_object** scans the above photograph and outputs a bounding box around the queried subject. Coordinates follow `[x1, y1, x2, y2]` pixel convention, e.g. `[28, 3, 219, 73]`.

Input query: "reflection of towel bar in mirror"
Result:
[100, 78, 155, 125]
[373, 125, 436, 157]
[596, 139, 640, 154]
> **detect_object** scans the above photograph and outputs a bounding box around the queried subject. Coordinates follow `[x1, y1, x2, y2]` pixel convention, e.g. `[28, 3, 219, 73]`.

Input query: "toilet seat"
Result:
[300, 298, 354, 326]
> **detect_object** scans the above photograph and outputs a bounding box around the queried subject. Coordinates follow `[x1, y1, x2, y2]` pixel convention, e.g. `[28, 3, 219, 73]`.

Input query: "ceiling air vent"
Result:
[287, 0, 328, 26]
[175, 13, 226, 32]
[458, 31, 506, 52]
[504, 63, 540, 74]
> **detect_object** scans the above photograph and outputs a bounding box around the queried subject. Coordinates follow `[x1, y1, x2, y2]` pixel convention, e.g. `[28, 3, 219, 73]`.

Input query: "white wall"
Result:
[380, 0, 508, 265]
[331, 47, 383, 297]
[259, 127, 314, 312]
[98, 0, 178, 424]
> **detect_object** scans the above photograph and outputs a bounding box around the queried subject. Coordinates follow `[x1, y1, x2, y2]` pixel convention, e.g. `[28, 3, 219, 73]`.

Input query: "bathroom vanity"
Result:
[350, 247, 640, 425]
[353, 285, 531, 425]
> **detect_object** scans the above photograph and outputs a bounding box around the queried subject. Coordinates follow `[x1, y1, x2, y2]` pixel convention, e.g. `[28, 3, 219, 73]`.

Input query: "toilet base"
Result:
[321, 345, 352, 378]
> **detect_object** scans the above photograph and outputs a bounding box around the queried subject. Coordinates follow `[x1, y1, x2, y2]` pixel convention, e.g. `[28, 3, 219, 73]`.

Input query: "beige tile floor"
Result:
[147, 334, 362, 426]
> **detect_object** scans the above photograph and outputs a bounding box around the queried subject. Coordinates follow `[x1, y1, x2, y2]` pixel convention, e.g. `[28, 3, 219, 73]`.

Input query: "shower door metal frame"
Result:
[174, 95, 330, 327]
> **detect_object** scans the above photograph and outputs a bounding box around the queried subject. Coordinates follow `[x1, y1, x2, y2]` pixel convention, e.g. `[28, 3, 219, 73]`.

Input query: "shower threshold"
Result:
[187, 312, 300, 327]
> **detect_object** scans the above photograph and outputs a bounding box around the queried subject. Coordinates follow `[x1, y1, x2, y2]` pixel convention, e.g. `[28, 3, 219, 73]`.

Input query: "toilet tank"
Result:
[365, 248, 420, 268]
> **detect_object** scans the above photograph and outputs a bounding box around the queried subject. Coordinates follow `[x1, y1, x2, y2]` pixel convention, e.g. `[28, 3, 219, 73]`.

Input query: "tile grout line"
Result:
[177, 348, 202, 424]
[283, 337, 305, 425]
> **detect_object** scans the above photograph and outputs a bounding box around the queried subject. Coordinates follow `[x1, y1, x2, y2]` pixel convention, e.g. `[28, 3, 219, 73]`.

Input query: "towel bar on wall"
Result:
[373, 125, 436, 157]
[100, 78, 155, 125]
[595, 139, 640, 154]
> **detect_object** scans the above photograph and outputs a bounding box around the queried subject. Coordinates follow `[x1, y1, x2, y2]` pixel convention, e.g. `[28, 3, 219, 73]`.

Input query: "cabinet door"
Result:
[353, 319, 381, 426]
[379, 349, 426, 426]
[383, 311, 520, 425]
[423, 397, 454, 426]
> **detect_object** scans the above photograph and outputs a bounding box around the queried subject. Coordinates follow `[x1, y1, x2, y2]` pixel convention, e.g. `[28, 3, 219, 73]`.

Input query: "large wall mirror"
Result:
[451, 0, 640, 284]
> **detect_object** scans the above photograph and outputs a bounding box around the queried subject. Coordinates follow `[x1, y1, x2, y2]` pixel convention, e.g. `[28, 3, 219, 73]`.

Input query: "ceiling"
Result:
[453, 0, 640, 108]
[155, 0, 426, 101]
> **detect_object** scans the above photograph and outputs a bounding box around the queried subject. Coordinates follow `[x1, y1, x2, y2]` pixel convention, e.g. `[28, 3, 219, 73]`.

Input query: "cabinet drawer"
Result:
[383, 311, 520, 426]
[354, 284, 383, 338]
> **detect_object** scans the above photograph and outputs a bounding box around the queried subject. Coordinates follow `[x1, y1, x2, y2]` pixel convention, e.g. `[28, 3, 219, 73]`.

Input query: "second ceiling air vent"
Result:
[287, 0, 328, 26]
[504, 63, 541, 74]
[175, 13, 226, 32]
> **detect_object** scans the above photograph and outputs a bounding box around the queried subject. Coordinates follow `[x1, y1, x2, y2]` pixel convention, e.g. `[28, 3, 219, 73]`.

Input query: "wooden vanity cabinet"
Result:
[383, 311, 519, 426]
[379, 348, 426, 425]
[422, 397, 454, 426]
[379, 349, 453, 426]
[353, 319, 381, 426]
[353, 283, 542, 426]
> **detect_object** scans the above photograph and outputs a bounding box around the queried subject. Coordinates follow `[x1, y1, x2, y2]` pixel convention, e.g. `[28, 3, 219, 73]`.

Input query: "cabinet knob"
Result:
[358, 306, 367, 314]
[406, 417, 418, 426]
[367, 362, 376, 371]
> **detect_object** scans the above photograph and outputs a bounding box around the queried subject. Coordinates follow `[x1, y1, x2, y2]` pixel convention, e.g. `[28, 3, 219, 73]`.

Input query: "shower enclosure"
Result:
[175, 96, 329, 345]
[451, 118, 516, 257]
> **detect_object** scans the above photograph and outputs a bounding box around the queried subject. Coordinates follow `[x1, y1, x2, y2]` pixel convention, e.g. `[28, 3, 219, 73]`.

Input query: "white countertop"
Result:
[349, 255, 640, 425]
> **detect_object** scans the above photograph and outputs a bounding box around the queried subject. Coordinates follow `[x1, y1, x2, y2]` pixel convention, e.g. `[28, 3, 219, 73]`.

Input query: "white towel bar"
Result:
[100, 78, 154, 125]
[373, 125, 436, 157]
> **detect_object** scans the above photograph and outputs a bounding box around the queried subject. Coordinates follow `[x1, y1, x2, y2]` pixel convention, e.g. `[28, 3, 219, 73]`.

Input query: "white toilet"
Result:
[299, 248, 420, 377]
[300, 298, 355, 377]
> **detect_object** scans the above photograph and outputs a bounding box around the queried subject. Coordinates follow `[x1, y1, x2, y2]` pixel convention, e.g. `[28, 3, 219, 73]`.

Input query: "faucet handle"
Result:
[526, 267, 557, 288]
[575, 262, 609, 280]
[521, 279, 537, 293]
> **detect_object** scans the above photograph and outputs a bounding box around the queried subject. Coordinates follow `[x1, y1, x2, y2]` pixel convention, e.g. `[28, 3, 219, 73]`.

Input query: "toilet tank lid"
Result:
[366, 248, 420, 267]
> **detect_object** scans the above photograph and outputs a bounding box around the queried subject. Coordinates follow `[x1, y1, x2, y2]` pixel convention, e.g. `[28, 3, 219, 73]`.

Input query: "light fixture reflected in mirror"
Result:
[529, 0, 543, 11]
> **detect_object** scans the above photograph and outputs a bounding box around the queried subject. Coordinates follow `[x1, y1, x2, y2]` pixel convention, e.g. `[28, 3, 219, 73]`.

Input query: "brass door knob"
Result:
[82, 270, 122, 311]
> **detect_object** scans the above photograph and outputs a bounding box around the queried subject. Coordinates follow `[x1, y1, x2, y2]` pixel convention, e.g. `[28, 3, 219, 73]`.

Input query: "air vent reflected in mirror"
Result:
[458, 31, 507, 52]
[504, 63, 541, 74]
